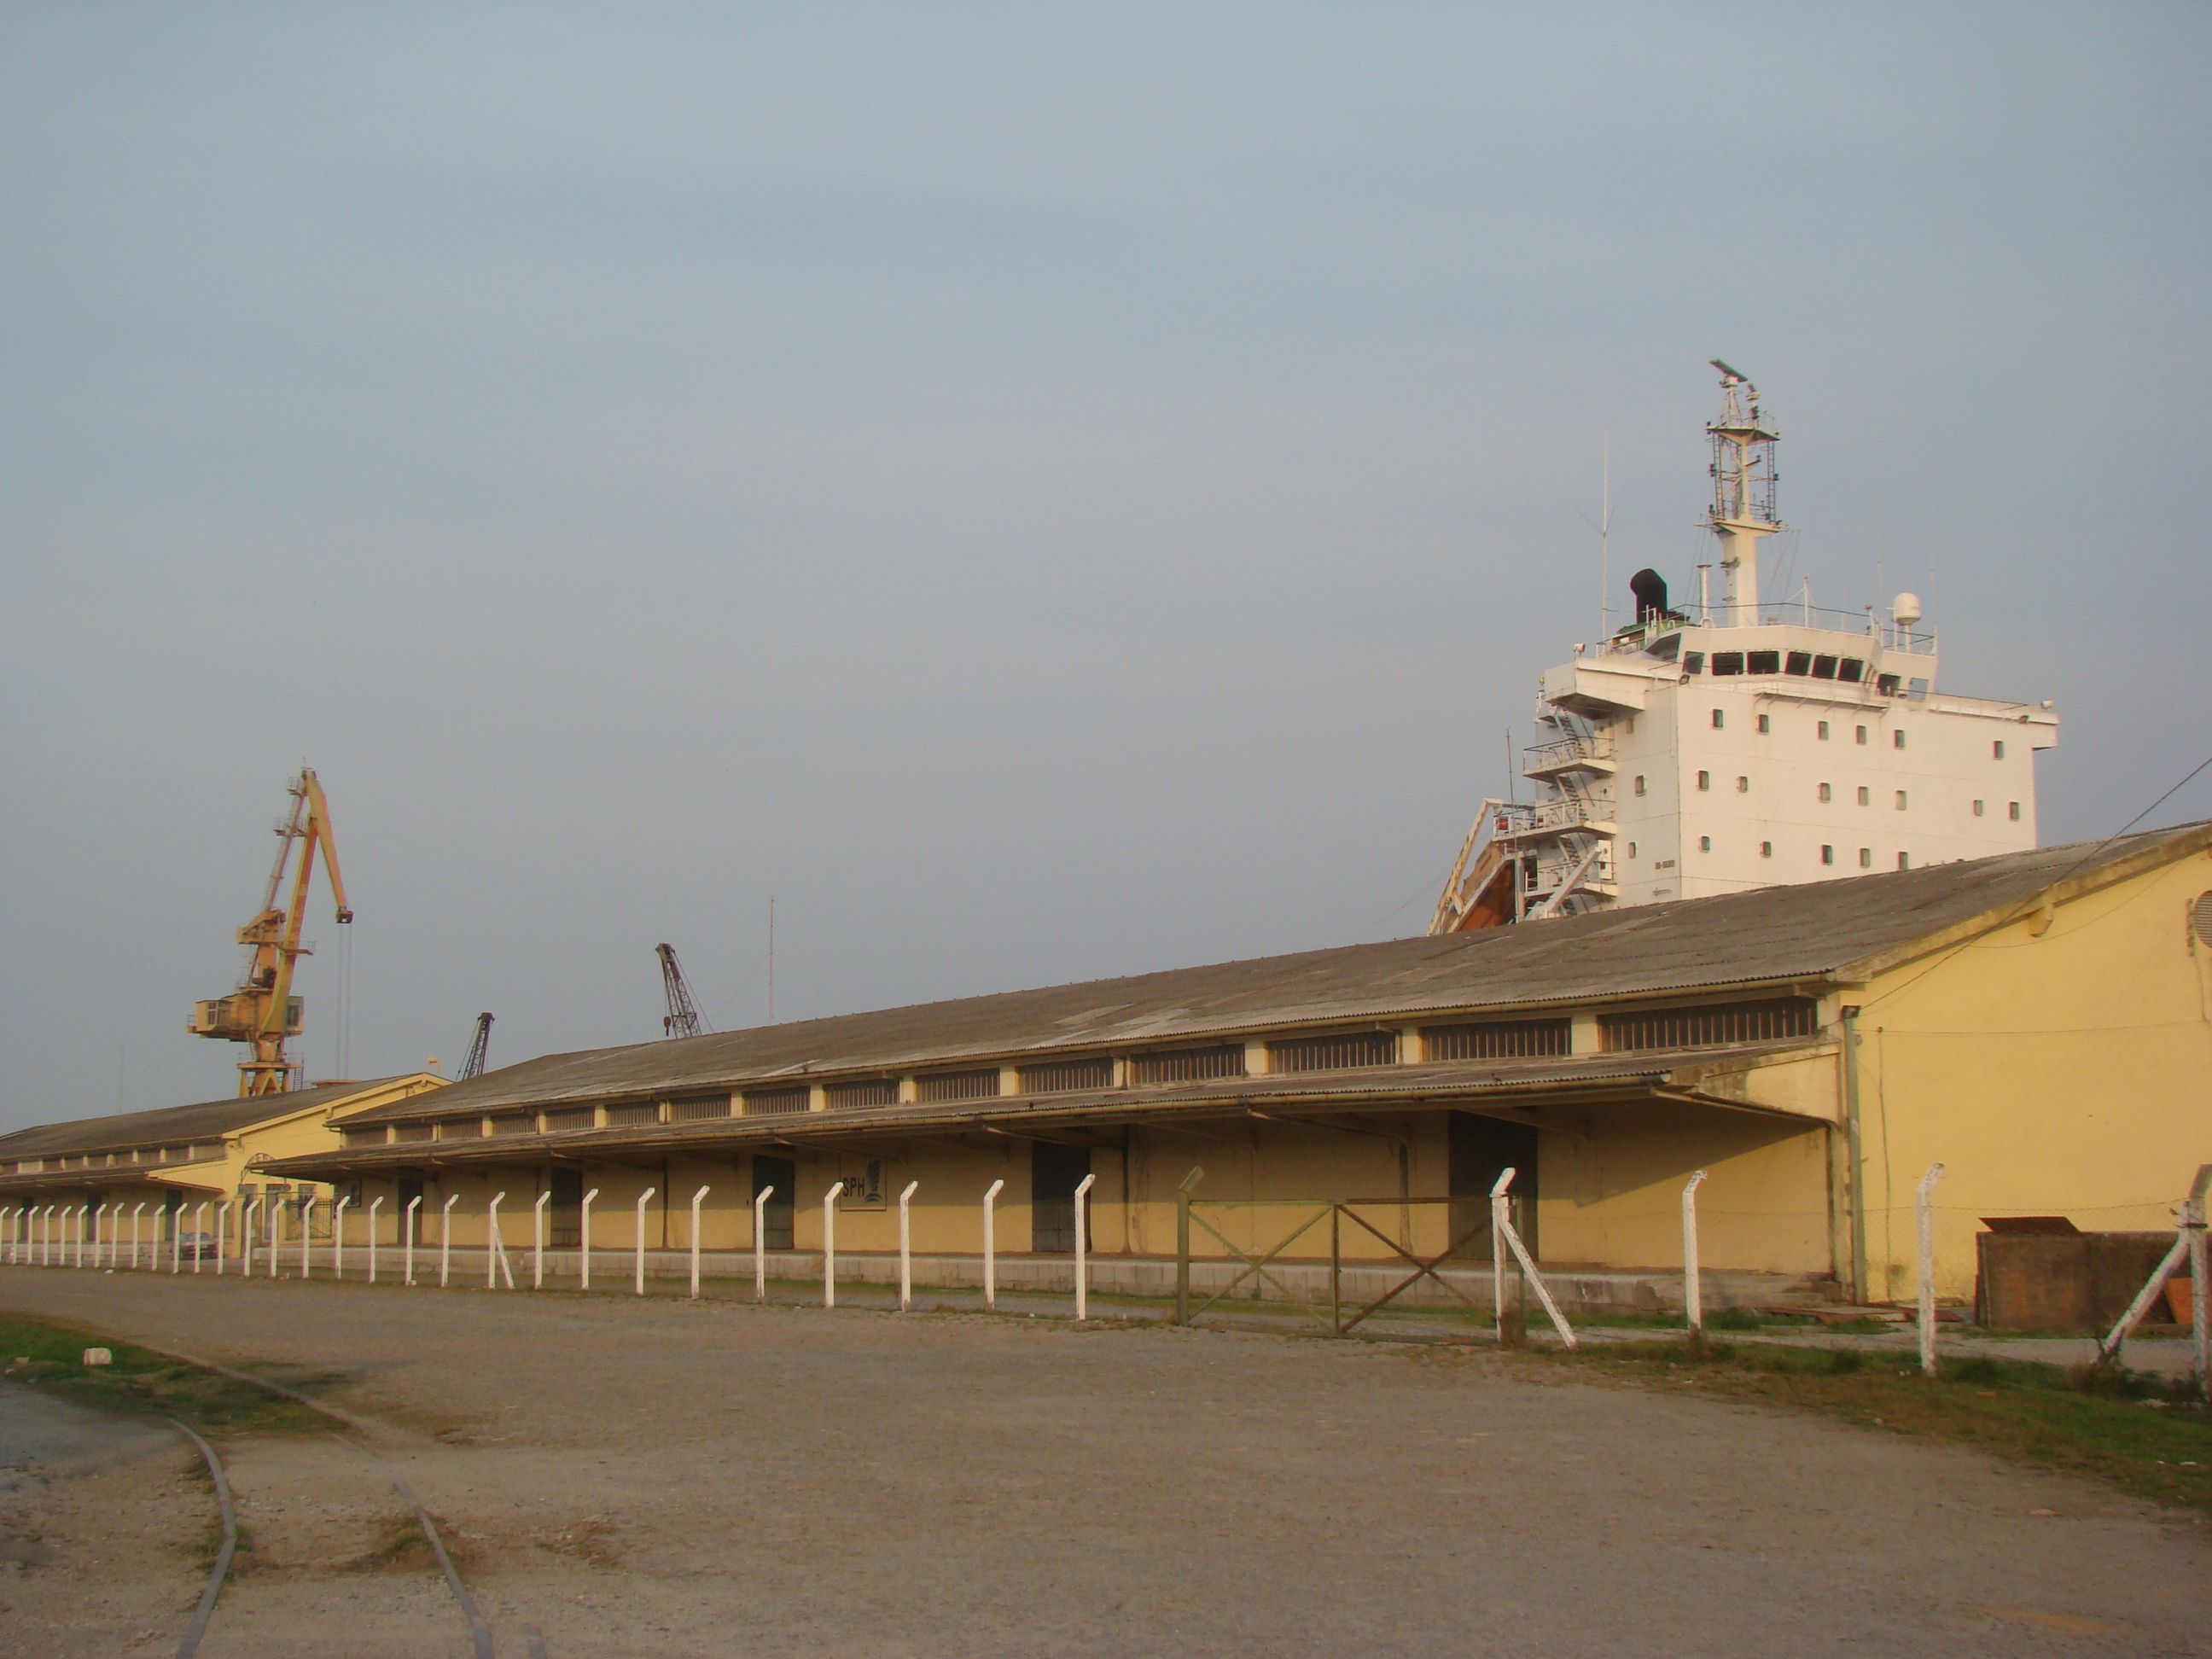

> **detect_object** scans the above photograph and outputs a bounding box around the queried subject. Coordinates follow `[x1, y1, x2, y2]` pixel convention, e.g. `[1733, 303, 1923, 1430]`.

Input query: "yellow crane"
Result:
[189, 769, 352, 1096]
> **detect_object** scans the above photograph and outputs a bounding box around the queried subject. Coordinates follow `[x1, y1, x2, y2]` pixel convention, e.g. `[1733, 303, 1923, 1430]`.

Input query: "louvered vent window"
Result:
[744, 1087, 812, 1117]
[2195, 891, 2212, 948]
[393, 1123, 435, 1144]
[340, 1126, 388, 1149]
[542, 1107, 595, 1133]
[1266, 1031, 1399, 1074]
[161, 1144, 190, 1163]
[824, 1078, 899, 1111]
[668, 1095, 731, 1122]
[434, 1119, 480, 1140]
[487, 1113, 534, 1136]
[917, 1069, 1000, 1103]
[1130, 1045, 1246, 1086]
[1016, 1057, 1115, 1094]
[1598, 998, 1820, 1052]
[604, 1102, 660, 1127]
[1421, 1020, 1572, 1062]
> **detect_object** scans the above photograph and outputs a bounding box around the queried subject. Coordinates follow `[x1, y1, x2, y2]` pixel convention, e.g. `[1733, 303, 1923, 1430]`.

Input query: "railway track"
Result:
[153, 1348, 531, 1658]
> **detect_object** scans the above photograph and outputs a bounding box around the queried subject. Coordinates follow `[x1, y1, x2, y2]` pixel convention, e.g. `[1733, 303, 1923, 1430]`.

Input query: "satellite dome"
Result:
[1893, 591, 1923, 628]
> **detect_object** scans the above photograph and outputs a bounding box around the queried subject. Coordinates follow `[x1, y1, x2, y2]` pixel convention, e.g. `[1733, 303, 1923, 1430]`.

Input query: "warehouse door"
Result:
[1030, 1144, 1091, 1254]
[753, 1157, 795, 1251]
[549, 1168, 583, 1248]
[1448, 1112, 1538, 1260]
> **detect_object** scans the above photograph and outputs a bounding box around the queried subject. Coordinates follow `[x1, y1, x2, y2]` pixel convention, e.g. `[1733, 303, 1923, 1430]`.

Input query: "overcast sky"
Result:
[3, 5, 2207, 1128]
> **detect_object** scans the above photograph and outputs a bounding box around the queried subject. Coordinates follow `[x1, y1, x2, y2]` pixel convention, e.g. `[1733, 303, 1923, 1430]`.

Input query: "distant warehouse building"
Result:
[0, 1074, 444, 1257]
[263, 827, 2212, 1305]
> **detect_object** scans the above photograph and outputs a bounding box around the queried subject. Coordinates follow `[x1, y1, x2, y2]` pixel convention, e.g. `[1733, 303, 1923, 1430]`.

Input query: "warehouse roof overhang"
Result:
[335, 824, 2209, 1131]
[0, 1160, 230, 1200]
[263, 1043, 1833, 1181]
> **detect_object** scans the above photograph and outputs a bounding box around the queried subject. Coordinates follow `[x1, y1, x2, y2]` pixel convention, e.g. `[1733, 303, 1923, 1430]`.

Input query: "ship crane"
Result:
[189, 768, 352, 1097]
[656, 943, 709, 1039]
[459, 1012, 494, 1080]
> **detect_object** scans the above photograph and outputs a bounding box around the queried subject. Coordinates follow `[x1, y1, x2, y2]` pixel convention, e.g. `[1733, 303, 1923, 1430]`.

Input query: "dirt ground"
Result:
[0, 1268, 2208, 1656]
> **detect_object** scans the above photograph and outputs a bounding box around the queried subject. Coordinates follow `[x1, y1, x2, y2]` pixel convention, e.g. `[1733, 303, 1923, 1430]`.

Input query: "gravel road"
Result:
[0, 1266, 2207, 1656]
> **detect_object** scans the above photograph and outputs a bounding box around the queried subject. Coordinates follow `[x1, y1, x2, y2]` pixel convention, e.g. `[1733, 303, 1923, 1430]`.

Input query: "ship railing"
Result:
[1611, 605, 1936, 655]
[1522, 736, 1613, 772]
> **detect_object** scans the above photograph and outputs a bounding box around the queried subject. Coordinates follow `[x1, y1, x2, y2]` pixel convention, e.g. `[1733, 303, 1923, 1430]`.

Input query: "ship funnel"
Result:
[1629, 568, 1670, 624]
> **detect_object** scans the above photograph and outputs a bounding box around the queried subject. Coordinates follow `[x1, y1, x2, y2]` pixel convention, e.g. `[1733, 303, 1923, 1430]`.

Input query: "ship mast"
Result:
[1705, 359, 1781, 626]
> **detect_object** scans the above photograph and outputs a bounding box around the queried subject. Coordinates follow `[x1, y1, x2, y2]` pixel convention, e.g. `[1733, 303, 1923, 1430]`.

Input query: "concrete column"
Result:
[1243, 1040, 1269, 1077]
[1569, 1012, 1603, 1055]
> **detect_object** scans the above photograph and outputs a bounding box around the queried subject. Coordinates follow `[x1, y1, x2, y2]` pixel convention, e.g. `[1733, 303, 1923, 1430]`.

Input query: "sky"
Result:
[3, 4, 2208, 1128]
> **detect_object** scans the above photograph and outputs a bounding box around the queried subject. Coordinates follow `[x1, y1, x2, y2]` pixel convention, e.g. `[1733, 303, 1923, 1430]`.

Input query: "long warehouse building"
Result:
[251, 824, 2212, 1303]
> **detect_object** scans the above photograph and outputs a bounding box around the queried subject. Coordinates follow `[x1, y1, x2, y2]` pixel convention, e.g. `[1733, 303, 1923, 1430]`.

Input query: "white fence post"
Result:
[129, 1202, 144, 1270]
[267, 1196, 279, 1272]
[689, 1185, 710, 1300]
[1917, 1162, 1946, 1377]
[212, 1202, 229, 1275]
[2190, 1168, 2212, 1403]
[982, 1178, 1004, 1311]
[1489, 1169, 1514, 1339]
[634, 1187, 657, 1295]
[332, 1196, 351, 1280]
[439, 1194, 458, 1287]
[822, 1182, 845, 1308]
[753, 1185, 772, 1302]
[1073, 1173, 1097, 1322]
[1491, 1167, 1577, 1349]
[404, 1195, 422, 1285]
[367, 1196, 383, 1284]
[579, 1188, 599, 1290]
[533, 1191, 550, 1290]
[299, 1195, 315, 1279]
[899, 1180, 919, 1312]
[1681, 1169, 1708, 1334]
[92, 1204, 107, 1271]
[487, 1193, 506, 1289]
[242, 1199, 259, 1278]
[2095, 1165, 2212, 1371]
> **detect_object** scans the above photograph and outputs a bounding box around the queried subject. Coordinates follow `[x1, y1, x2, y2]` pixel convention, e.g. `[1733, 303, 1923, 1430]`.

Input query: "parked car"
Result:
[177, 1231, 218, 1263]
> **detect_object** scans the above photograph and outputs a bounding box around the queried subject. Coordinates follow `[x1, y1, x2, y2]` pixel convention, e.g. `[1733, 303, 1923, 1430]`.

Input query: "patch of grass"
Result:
[346, 1516, 435, 1575]
[1704, 1307, 1763, 1332]
[1555, 1337, 2212, 1515]
[0, 1313, 323, 1437]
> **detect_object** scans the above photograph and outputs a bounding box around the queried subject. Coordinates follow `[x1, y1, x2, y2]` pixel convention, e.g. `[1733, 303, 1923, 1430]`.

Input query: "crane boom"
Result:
[459, 1012, 493, 1080]
[189, 768, 352, 1096]
[656, 943, 707, 1039]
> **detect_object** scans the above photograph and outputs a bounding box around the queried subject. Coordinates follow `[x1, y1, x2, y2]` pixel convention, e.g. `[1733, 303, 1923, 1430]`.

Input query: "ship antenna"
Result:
[1598, 434, 1611, 643]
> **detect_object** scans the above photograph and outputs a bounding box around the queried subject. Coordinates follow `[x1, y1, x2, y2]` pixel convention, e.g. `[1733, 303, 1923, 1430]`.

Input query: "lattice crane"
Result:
[656, 943, 708, 1039]
[459, 1012, 494, 1080]
[189, 768, 352, 1097]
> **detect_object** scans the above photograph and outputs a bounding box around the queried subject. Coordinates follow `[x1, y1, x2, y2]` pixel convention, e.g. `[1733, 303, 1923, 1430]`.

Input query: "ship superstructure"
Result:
[1432, 364, 2058, 931]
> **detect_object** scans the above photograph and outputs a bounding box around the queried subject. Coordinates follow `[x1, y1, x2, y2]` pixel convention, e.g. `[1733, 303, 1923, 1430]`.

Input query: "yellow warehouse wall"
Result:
[1855, 845, 2212, 1301]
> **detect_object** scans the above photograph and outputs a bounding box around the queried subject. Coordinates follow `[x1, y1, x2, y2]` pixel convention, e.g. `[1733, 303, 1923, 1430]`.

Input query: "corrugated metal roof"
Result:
[0, 1077, 413, 1161]
[346, 823, 2210, 1124]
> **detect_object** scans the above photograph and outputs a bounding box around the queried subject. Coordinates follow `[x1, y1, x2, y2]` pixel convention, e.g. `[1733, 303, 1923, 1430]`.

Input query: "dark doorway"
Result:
[397, 1177, 425, 1245]
[753, 1156, 795, 1251]
[1030, 1143, 1091, 1254]
[1448, 1112, 1540, 1260]
[549, 1168, 583, 1248]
